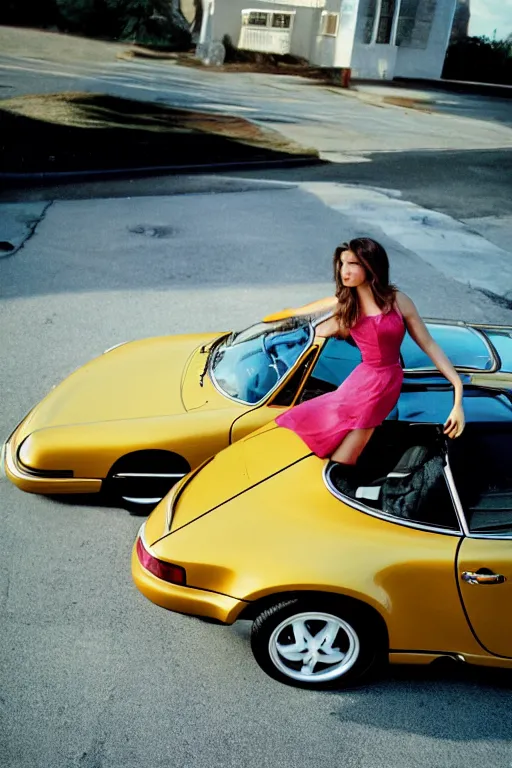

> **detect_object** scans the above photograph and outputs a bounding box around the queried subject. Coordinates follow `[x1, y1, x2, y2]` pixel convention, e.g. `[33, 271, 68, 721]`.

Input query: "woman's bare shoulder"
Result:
[395, 291, 416, 315]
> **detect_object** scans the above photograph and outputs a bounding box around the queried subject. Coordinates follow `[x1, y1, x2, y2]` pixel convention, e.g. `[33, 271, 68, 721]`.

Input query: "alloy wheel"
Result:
[268, 611, 360, 683]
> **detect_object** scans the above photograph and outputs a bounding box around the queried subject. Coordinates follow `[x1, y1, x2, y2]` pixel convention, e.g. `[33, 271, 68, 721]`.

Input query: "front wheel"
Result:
[250, 599, 385, 689]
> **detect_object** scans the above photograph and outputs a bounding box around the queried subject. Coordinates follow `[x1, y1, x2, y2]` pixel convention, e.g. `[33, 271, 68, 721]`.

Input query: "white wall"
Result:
[348, 0, 398, 78]
[208, 0, 248, 47]
[308, 0, 340, 67]
[332, 0, 361, 68]
[292, 8, 324, 59]
[350, 42, 398, 78]
[394, 0, 457, 79]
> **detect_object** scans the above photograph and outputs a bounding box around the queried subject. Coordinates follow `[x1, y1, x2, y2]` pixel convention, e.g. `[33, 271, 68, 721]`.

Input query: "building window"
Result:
[272, 13, 292, 29]
[247, 11, 269, 26]
[320, 11, 339, 36]
[396, 0, 437, 48]
[359, 0, 377, 44]
[376, 0, 396, 44]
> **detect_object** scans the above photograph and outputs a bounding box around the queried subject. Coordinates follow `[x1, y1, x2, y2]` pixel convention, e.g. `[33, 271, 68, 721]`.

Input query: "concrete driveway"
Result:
[1, 178, 512, 768]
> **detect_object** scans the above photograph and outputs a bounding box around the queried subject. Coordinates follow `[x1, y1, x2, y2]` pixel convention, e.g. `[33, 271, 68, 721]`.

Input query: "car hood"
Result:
[17, 333, 221, 443]
[160, 423, 313, 537]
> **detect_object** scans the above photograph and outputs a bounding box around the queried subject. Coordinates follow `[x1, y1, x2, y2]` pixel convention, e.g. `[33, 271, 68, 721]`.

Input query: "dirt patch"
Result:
[121, 46, 347, 83]
[0, 92, 318, 175]
[382, 96, 434, 112]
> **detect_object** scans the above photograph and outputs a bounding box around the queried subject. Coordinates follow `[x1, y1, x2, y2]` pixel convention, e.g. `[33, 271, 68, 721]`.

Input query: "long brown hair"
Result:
[333, 237, 397, 329]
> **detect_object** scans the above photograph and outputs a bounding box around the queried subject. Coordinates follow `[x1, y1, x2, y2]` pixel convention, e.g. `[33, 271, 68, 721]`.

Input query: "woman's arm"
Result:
[396, 292, 465, 438]
[263, 296, 347, 339]
[263, 296, 338, 321]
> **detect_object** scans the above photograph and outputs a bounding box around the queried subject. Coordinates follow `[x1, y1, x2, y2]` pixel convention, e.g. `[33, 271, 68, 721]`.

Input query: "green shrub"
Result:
[443, 35, 512, 85]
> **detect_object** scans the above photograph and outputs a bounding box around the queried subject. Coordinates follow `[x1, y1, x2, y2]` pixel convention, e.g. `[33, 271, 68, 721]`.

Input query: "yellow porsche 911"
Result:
[132, 386, 512, 688]
[3, 311, 512, 511]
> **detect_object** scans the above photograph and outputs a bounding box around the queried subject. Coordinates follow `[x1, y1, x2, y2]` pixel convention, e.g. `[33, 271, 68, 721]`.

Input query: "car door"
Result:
[451, 425, 512, 658]
[324, 423, 470, 652]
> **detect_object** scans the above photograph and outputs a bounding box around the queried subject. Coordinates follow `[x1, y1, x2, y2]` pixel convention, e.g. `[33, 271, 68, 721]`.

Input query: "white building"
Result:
[198, 0, 457, 80]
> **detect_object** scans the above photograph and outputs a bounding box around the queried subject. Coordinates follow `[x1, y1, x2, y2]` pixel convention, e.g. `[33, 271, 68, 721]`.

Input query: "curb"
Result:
[392, 77, 512, 100]
[0, 155, 322, 184]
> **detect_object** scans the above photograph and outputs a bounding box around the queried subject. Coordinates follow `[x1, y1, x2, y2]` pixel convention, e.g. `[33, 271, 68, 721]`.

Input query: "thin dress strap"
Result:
[393, 300, 406, 327]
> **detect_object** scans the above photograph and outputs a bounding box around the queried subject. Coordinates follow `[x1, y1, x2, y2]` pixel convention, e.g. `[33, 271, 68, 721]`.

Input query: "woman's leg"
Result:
[331, 428, 375, 465]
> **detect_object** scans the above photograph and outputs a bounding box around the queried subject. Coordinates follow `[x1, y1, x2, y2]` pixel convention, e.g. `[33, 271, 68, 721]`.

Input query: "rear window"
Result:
[402, 324, 493, 371]
[484, 329, 512, 372]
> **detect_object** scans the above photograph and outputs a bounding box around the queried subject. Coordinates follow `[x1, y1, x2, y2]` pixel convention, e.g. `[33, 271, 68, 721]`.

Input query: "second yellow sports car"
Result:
[132, 385, 512, 688]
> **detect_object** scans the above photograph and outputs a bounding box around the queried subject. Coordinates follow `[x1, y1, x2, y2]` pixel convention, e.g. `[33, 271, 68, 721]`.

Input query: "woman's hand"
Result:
[444, 404, 465, 439]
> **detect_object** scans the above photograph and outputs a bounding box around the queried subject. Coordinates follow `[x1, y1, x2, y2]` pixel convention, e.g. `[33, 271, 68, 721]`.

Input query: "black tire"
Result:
[250, 598, 386, 689]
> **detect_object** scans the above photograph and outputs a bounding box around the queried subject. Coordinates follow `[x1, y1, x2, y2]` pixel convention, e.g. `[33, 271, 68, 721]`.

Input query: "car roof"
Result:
[391, 384, 512, 426]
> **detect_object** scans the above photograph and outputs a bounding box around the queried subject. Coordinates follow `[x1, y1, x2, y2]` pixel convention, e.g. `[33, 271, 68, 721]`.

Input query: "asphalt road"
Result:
[1, 27, 512, 768]
[1, 181, 512, 768]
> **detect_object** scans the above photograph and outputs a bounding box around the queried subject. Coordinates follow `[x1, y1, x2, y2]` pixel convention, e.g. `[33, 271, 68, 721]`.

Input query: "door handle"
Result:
[462, 571, 506, 585]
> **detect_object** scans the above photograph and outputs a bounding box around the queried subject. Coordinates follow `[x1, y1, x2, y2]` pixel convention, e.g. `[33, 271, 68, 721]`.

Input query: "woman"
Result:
[274, 237, 465, 469]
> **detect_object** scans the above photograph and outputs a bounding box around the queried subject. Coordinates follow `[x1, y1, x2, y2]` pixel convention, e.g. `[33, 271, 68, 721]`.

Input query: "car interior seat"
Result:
[329, 440, 451, 527]
[355, 445, 431, 507]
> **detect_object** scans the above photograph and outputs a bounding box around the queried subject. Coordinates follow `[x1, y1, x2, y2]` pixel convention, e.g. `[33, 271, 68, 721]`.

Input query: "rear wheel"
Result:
[250, 598, 385, 689]
[104, 450, 190, 514]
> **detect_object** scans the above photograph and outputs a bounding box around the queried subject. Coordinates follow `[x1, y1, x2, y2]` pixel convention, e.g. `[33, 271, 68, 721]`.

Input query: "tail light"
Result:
[136, 535, 186, 585]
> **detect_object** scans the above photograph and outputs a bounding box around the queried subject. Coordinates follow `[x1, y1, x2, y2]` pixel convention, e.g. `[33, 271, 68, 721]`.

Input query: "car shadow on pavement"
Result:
[230, 619, 511, 738]
[326, 660, 512, 741]
[47, 492, 151, 516]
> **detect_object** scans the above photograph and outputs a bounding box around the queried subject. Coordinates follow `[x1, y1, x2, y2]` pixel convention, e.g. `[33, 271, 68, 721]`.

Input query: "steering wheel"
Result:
[263, 335, 287, 377]
[241, 339, 280, 402]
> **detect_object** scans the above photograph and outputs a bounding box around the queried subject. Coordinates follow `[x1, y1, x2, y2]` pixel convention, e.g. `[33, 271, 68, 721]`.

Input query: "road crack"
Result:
[0, 200, 54, 259]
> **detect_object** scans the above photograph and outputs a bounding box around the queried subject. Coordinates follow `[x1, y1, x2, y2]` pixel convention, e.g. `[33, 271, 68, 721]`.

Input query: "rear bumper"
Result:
[131, 542, 248, 624]
[3, 430, 101, 495]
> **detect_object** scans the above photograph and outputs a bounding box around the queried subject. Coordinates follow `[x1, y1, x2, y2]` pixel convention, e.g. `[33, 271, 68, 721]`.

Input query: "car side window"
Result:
[299, 337, 361, 402]
[449, 426, 512, 534]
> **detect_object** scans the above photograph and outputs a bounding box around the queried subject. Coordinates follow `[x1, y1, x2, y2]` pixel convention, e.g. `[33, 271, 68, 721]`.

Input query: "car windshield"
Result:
[209, 319, 313, 404]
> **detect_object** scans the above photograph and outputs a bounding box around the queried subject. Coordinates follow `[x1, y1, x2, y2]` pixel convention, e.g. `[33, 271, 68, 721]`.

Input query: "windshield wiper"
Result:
[199, 337, 225, 387]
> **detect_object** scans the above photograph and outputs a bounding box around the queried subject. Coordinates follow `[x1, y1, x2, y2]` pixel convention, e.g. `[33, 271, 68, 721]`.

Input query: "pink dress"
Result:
[275, 306, 405, 458]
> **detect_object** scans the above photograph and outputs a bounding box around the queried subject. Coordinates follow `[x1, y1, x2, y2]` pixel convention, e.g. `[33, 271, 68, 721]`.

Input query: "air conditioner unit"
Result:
[320, 11, 339, 36]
